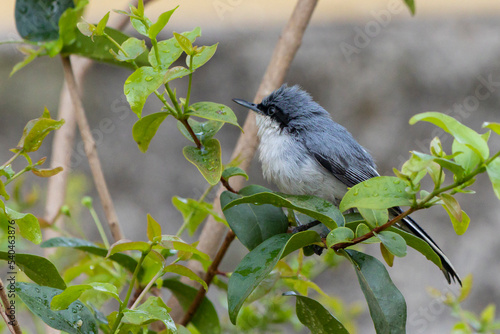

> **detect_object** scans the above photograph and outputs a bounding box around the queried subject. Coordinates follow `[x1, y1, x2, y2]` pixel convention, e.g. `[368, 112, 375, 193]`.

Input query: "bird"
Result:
[232, 84, 461, 285]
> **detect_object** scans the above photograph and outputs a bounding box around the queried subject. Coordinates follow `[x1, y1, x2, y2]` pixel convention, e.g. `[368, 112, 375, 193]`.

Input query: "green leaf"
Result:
[17, 108, 65, 152]
[148, 27, 202, 69]
[32, 166, 63, 177]
[355, 223, 378, 243]
[62, 27, 150, 69]
[187, 43, 218, 70]
[340, 176, 413, 212]
[164, 66, 192, 83]
[375, 231, 407, 257]
[15, 0, 75, 42]
[95, 12, 110, 35]
[148, 7, 178, 40]
[122, 296, 176, 332]
[164, 264, 207, 290]
[228, 231, 322, 324]
[2, 206, 42, 244]
[358, 208, 388, 227]
[386, 227, 442, 269]
[326, 227, 354, 248]
[430, 136, 444, 157]
[172, 196, 219, 236]
[344, 250, 406, 334]
[56, 0, 88, 46]
[40, 237, 139, 273]
[0, 165, 15, 180]
[486, 157, 500, 200]
[177, 119, 224, 144]
[16, 282, 98, 334]
[51, 283, 120, 311]
[108, 240, 151, 256]
[163, 279, 221, 334]
[220, 185, 289, 250]
[410, 112, 489, 160]
[183, 138, 222, 185]
[173, 32, 194, 55]
[222, 187, 344, 230]
[0, 252, 66, 289]
[124, 66, 165, 117]
[170, 241, 210, 261]
[443, 206, 470, 235]
[440, 193, 462, 222]
[188, 102, 241, 129]
[111, 37, 147, 62]
[131, 17, 152, 37]
[452, 140, 481, 174]
[132, 112, 168, 152]
[380, 243, 395, 267]
[284, 292, 349, 334]
[0, 180, 9, 200]
[403, 0, 416, 15]
[483, 122, 500, 136]
[222, 166, 248, 181]
[147, 214, 162, 241]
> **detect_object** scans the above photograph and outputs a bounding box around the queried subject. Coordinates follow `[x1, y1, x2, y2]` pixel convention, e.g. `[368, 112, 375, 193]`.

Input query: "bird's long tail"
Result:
[391, 208, 461, 285]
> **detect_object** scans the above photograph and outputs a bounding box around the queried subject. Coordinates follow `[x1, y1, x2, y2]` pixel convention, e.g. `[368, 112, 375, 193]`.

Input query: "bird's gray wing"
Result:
[311, 152, 378, 187]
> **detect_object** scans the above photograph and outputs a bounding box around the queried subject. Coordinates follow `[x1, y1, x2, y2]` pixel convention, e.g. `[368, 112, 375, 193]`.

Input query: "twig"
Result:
[333, 208, 416, 251]
[180, 230, 236, 326]
[60, 55, 124, 242]
[43, 0, 148, 242]
[0, 279, 21, 334]
[168, 0, 319, 322]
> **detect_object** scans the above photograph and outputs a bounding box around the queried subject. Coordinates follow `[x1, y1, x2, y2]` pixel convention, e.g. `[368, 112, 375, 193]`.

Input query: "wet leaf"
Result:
[188, 102, 241, 129]
[148, 7, 178, 40]
[148, 27, 201, 68]
[124, 66, 164, 118]
[183, 138, 222, 185]
[51, 283, 119, 311]
[177, 118, 224, 144]
[17, 108, 65, 152]
[186, 43, 218, 70]
[374, 231, 407, 257]
[326, 227, 354, 248]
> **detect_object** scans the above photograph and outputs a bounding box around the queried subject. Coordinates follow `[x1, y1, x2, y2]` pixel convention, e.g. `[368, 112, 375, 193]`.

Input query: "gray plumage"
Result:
[233, 84, 460, 285]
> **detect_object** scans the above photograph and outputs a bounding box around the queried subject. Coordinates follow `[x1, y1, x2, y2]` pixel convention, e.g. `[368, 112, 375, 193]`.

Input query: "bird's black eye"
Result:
[268, 106, 276, 116]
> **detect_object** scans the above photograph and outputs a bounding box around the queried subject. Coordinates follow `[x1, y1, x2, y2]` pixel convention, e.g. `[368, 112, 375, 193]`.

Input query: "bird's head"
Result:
[232, 84, 330, 131]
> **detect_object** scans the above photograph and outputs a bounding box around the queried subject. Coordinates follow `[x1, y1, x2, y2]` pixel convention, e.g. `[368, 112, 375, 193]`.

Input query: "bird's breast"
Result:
[256, 116, 347, 204]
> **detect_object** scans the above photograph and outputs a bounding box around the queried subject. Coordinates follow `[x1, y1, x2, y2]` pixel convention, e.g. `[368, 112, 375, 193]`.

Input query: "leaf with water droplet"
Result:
[50, 283, 120, 311]
[149, 27, 201, 68]
[16, 282, 98, 334]
[340, 176, 413, 212]
[186, 43, 218, 70]
[326, 227, 354, 248]
[122, 296, 176, 332]
[183, 138, 222, 185]
[17, 107, 65, 153]
[374, 231, 407, 257]
[187, 102, 241, 130]
[111, 37, 147, 62]
[177, 118, 224, 144]
[124, 66, 164, 117]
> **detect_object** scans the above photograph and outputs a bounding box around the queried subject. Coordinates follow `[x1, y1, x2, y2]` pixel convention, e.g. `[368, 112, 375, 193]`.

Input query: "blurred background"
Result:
[1, 0, 500, 333]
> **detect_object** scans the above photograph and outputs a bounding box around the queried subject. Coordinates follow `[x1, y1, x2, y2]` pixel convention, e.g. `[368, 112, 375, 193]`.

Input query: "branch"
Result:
[60, 55, 124, 242]
[333, 207, 416, 251]
[43, 0, 151, 242]
[0, 279, 21, 334]
[168, 0, 319, 322]
[180, 230, 236, 326]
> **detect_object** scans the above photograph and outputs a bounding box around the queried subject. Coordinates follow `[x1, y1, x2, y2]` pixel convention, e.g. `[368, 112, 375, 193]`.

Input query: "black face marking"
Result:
[259, 103, 293, 129]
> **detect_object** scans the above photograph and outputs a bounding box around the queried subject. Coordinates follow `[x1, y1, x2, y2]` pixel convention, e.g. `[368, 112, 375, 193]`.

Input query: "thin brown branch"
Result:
[332, 207, 416, 251]
[60, 55, 124, 242]
[180, 230, 236, 326]
[168, 0, 319, 322]
[180, 118, 203, 149]
[0, 279, 21, 334]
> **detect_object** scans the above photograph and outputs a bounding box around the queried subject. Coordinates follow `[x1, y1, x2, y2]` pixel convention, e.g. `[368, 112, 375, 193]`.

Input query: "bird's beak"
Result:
[232, 98, 262, 114]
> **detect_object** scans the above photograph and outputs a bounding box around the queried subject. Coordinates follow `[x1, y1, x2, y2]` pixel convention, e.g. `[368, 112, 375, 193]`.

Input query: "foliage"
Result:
[0, 0, 498, 334]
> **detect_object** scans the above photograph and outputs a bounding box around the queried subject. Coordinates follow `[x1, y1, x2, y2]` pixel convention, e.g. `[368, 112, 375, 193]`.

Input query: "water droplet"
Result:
[18, 5, 28, 14]
[72, 307, 78, 313]
[125, 79, 131, 84]
[124, 89, 130, 95]
[145, 76, 153, 82]
[394, 180, 401, 184]
[353, 189, 359, 196]
[372, 193, 379, 197]
[35, 288, 40, 293]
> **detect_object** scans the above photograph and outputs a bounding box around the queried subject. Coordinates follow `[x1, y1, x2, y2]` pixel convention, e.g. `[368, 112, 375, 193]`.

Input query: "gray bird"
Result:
[233, 84, 461, 285]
